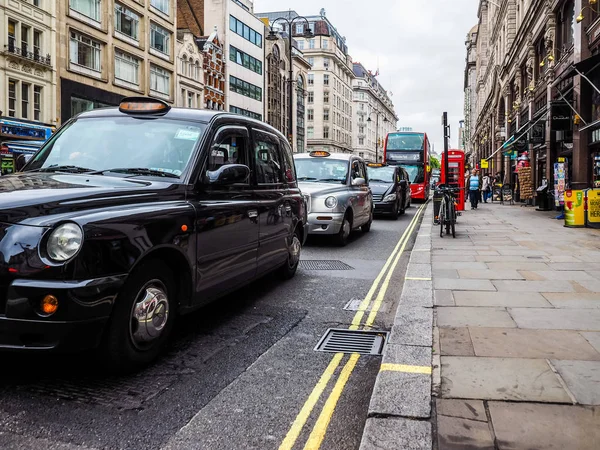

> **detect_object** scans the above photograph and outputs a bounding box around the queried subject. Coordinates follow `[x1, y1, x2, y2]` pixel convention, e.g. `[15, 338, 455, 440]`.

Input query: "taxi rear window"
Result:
[26, 117, 207, 178]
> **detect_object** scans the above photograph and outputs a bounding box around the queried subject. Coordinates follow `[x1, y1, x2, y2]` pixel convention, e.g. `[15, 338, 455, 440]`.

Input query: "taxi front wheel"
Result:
[101, 260, 175, 373]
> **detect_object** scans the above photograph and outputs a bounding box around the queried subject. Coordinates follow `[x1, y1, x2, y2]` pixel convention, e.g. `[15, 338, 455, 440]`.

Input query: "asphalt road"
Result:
[0, 205, 422, 450]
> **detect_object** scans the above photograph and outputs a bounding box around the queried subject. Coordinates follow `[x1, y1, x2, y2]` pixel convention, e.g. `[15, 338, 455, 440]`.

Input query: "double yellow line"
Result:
[279, 203, 427, 450]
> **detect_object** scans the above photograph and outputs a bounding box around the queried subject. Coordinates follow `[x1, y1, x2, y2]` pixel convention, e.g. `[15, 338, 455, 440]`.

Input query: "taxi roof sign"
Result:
[119, 97, 170, 114]
[367, 163, 386, 167]
[309, 151, 330, 157]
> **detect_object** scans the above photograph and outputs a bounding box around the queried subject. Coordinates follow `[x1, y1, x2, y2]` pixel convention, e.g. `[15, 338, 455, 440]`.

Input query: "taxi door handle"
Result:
[248, 209, 258, 223]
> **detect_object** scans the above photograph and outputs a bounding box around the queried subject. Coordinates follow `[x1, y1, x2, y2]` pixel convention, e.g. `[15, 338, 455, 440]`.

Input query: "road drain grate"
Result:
[315, 328, 388, 355]
[300, 260, 354, 270]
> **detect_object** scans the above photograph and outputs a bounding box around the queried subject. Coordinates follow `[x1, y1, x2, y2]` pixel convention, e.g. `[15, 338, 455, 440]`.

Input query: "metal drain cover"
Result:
[300, 260, 354, 270]
[315, 328, 388, 355]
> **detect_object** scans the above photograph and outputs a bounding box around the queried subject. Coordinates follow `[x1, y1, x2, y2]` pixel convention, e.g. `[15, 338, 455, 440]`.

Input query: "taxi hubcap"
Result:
[342, 220, 351, 238]
[130, 281, 169, 349]
[289, 235, 301, 267]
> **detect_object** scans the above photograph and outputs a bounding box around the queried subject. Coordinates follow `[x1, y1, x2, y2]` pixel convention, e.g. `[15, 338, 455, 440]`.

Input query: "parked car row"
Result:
[0, 98, 411, 371]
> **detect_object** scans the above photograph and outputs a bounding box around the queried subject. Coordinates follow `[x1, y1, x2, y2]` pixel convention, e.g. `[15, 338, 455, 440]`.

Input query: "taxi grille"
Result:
[372, 194, 384, 202]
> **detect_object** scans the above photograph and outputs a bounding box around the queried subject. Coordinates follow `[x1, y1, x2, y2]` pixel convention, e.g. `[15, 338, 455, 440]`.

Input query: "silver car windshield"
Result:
[25, 116, 206, 178]
[295, 158, 348, 184]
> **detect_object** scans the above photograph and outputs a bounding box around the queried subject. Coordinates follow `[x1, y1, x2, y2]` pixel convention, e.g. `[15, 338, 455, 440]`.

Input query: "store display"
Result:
[554, 160, 567, 207]
[518, 166, 533, 200]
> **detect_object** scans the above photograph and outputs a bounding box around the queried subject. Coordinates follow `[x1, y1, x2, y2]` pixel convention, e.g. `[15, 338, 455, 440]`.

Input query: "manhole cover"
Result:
[315, 328, 388, 355]
[300, 260, 354, 270]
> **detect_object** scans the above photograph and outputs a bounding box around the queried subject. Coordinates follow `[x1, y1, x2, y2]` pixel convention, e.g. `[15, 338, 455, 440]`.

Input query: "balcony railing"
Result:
[5, 42, 51, 67]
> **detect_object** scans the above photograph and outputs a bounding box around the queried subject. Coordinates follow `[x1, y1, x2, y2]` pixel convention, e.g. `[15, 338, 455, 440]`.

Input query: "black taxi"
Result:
[366, 163, 412, 219]
[0, 98, 307, 371]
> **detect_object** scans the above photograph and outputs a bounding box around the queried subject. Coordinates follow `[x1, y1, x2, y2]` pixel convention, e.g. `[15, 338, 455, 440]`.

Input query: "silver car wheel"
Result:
[289, 234, 301, 267]
[129, 281, 170, 350]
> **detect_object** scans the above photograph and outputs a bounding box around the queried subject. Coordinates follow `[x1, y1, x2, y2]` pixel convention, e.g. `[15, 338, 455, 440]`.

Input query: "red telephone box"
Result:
[440, 149, 466, 211]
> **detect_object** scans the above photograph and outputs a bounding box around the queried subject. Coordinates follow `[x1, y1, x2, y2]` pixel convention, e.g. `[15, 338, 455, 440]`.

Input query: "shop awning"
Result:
[556, 53, 600, 83]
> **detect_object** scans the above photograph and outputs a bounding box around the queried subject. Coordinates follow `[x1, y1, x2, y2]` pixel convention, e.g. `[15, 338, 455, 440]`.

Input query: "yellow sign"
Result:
[480, 159, 489, 169]
[426, 165, 431, 173]
[588, 189, 600, 228]
[564, 190, 585, 227]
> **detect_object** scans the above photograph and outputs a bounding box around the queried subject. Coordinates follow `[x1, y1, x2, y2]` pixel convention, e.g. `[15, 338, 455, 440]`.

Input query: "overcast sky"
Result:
[254, 0, 479, 155]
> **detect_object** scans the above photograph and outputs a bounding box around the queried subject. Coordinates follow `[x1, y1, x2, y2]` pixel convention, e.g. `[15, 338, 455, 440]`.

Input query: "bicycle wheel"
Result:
[439, 201, 445, 238]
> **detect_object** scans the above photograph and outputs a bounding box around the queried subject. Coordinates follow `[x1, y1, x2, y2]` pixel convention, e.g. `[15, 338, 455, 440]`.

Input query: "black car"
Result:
[0, 97, 308, 371]
[366, 163, 412, 219]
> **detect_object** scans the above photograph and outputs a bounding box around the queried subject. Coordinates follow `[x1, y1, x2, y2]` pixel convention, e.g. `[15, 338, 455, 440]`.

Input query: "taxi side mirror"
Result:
[206, 164, 250, 185]
[351, 177, 366, 186]
[15, 154, 27, 172]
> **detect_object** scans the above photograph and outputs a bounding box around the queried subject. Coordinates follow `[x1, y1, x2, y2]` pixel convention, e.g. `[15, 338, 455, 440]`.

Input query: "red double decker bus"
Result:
[383, 131, 431, 201]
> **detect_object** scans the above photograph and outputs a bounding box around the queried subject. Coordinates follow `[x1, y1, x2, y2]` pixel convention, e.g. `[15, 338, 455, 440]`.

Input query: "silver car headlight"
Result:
[324, 196, 338, 208]
[383, 193, 397, 202]
[47, 223, 83, 262]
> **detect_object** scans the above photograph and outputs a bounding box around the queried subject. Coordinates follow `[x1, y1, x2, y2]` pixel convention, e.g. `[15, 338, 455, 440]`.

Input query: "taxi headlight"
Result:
[47, 223, 83, 262]
[383, 193, 397, 202]
[324, 196, 337, 208]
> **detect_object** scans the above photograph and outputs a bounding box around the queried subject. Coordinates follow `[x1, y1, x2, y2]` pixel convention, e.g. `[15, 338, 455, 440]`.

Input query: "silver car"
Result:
[294, 151, 373, 246]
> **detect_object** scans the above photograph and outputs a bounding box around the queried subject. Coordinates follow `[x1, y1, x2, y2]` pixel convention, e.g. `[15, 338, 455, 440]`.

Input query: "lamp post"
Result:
[266, 16, 314, 150]
[367, 109, 389, 162]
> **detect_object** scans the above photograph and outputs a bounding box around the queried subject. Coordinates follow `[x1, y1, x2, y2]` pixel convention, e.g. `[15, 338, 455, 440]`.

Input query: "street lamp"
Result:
[367, 110, 389, 162]
[266, 16, 314, 150]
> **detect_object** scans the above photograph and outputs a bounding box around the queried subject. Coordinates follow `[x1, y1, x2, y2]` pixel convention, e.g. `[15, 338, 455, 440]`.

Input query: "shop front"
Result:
[60, 79, 123, 123]
[0, 117, 55, 175]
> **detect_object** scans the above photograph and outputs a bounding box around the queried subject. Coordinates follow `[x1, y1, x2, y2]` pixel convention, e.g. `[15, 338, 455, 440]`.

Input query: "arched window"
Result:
[195, 60, 201, 81]
[181, 55, 188, 77]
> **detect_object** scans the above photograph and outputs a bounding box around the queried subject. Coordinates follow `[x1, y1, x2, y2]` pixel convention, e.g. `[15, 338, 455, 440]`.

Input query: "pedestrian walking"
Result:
[468, 170, 480, 209]
[482, 172, 492, 203]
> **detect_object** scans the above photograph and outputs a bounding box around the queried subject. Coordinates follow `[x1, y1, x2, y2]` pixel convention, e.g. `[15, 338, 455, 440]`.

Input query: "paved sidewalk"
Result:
[432, 201, 600, 449]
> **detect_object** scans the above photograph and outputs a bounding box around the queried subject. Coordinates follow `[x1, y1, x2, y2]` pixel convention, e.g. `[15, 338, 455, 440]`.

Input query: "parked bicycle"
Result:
[436, 184, 461, 238]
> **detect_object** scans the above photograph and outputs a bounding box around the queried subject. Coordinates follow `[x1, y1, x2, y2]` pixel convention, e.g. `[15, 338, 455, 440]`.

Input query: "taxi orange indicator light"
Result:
[119, 97, 170, 114]
[367, 163, 385, 167]
[41, 295, 59, 315]
[181, 224, 188, 232]
[309, 151, 330, 157]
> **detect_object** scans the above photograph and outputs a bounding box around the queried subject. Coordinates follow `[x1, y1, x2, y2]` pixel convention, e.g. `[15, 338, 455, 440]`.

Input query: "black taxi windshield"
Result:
[367, 166, 395, 183]
[295, 158, 348, 183]
[25, 116, 207, 178]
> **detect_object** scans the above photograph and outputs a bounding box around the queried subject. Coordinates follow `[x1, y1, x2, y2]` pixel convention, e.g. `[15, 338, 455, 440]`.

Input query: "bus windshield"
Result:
[402, 164, 425, 183]
[386, 133, 424, 151]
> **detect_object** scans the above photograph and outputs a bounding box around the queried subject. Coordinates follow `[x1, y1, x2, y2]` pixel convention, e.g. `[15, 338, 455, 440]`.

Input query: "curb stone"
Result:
[359, 202, 434, 450]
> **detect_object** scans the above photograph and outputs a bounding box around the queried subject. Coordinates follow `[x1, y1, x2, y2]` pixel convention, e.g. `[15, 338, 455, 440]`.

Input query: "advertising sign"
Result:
[554, 161, 566, 206]
[551, 101, 572, 131]
[564, 190, 585, 227]
[588, 189, 600, 228]
[530, 121, 545, 144]
[481, 159, 489, 169]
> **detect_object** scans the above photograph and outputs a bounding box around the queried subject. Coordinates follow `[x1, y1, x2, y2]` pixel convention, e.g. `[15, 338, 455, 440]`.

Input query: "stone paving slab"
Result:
[441, 356, 571, 403]
[452, 291, 552, 308]
[494, 248, 549, 256]
[434, 290, 454, 306]
[399, 279, 433, 307]
[474, 255, 549, 262]
[433, 269, 459, 279]
[389, 307, 433, 347]
[486, 262, 550, 271]
[406, 263, 433, 279]
[437, 307, 517, 328]
[508, 308, 600, 330]
[586, 270, 600, 280]
[581, 332, 600, 353]
[527, 270, 596, 281]
[492, 280, 575, 292]
[359, 417, 431, 450]
[547, 262, 600, 271]
[439, 327, 474, 356]
[432, 255, 477, 262]
[468, 328, 600, 360]
[457, 269, 524, 280]
[542, 293, 600, 309]
[435, 399, 486, 422]
[434, 278, 496, 291]
[410, 251, 432, 264]
[432, 262, 488, 270]
[576, 279, 600, 293]
[551, 360, 600, 405]
[436, 415, 495, 450]
[488, 402, 600, 450]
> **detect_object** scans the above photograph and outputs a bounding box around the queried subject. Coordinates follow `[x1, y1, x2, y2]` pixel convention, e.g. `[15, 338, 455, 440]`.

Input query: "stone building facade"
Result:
[468, 0, 600, 203]
[197, 26, 225, 111]
[1, 0, 57, 127]
[56, 0, 178, 123]
[175, 29, 204, 108]
[351, 62, 397, 162]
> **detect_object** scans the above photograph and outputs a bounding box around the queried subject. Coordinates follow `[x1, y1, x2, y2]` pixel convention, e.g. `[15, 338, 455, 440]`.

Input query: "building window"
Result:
[324, 74, 329, 86]
[359, 137, 364, 145]
[188, 92, 193, 108]
[308, 57, 314, 66]
[308, 91, 314, 103]
[229, 16, 262, 48]
[70, 31, 101, 72]
[150, 23, 170, 55]
[558, 0, 575, 51]
[323, 39, 329, 49]
[230, 75, 262, 101]
[324, 91, 329, 103]
[307, 109, 314, 121]
[8, 20, 16, 51]
[32, 30, 42, 59]
[298, 40, 304, 50]
[34, 86, 42, 121]
[359, 152, 364, 158]
[295, 23, 303, 34]
[324, 126, 329, 139]
[70, 0, 101, 22]
[150, 64, 170, 95]
[307, 126, 314, 138]
[150, 0, 169, 15]
[8, 79, 17, 117]
[324, 109, 329, 121]
[21, 24, 30, 54]
[21, 83, 29, 119]
[308, 74, 314, 85]
[34, 0, 40, 6]
[309, 39, 315, 49]
[115, 50, 139, 85]
[230, 105, 262, 120]
[115, 4, 139, 40]
[230, 45, 262, 74]
[323, 57, 330, 69]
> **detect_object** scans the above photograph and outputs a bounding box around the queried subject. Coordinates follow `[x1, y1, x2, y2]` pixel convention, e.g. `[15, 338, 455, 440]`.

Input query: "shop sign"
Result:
[588, 189, 600, 226]
[530, 121, 545, 144]
[480, 159, 489, 169]
[592, 127, 600, 145]
[564, 190, 585, 227]
[551, 101, 572, 131]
